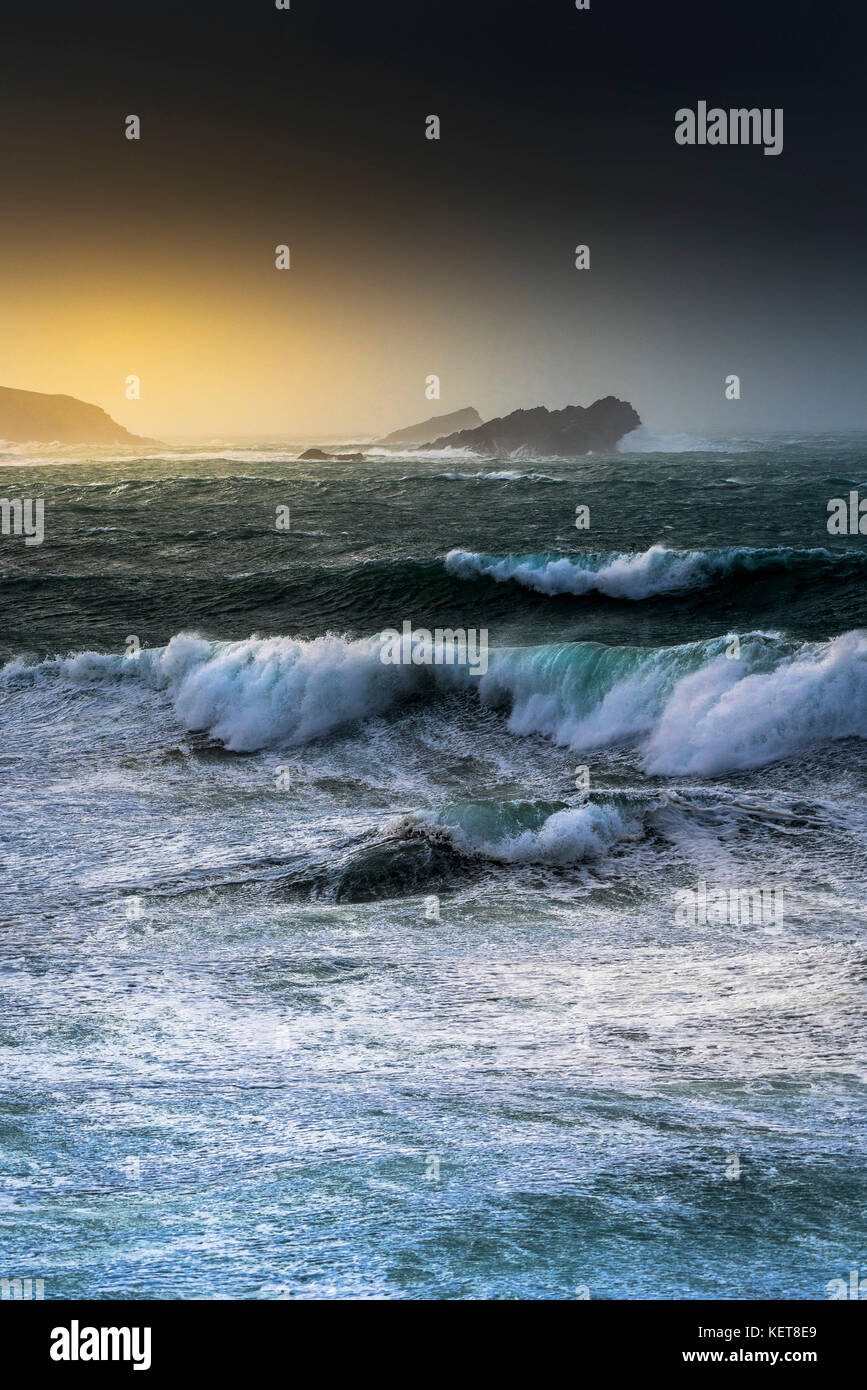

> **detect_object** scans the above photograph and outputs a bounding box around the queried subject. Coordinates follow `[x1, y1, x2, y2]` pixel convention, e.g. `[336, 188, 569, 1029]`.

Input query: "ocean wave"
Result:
[400, 797, 642, 864]
[477, 630, 867, 775]
[6, 546, 860, 621]
[324, 835, 464, 901]
[22, 633, 427, 751]
[438, 469, 566, 483]
[302, 784, 827, 901]
[48, 474, 293, 493]
[445, 545, 864, 600]
[5, 628, 867, 775]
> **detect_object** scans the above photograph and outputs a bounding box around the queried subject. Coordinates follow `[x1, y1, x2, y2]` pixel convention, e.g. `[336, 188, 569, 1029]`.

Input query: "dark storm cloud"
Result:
[3, 0, 864, 232]
[1, 1, 865, 433]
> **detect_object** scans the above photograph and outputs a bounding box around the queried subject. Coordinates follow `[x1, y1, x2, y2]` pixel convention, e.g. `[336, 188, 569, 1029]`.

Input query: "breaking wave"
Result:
[400, 797, 642, 864]
[438, 469, 566, 483]
[445, 545, 865, 601]
[5, 627, 867, 775]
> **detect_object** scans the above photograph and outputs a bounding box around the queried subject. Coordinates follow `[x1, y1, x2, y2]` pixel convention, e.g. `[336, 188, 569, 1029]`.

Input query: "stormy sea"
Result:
[1, 431, 865, 1299]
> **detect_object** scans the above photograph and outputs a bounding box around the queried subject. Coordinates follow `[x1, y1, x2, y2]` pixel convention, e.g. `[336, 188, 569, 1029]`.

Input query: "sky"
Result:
[1, 0, 865, 440]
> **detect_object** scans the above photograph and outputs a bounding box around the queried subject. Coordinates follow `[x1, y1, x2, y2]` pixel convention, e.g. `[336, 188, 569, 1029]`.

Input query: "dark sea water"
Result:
[1, 430, 866, 1299]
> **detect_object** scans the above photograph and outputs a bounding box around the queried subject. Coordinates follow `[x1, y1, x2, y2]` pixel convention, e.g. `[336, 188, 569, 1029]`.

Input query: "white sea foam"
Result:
[410, 800, 640, 864]
[445, 545, 841, 600]
[471, 632, 867, 775]
[147, 633, 430, 750]
[447, 545, 709, 598]
[5, 628, 867, 775]
[439, 469, 565, 483]
[641, 630, 867, 774]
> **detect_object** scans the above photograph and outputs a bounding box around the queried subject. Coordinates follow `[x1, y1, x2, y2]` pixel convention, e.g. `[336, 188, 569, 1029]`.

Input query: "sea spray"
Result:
[445, 545, 865, 601]
[402, 797, 643, 864]
[4, 628, 867, 776]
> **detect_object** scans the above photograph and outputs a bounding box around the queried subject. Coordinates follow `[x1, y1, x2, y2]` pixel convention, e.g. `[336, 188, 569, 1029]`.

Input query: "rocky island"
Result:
[299, 448, 366, 461]
[0, 385, 157, 446]
[376, 406, 482, 445]
[428, 396, 640, 456]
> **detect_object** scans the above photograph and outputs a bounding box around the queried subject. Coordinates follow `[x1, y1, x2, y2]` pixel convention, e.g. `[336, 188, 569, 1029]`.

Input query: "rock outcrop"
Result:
[0, 386, 157, 445]
[429, 397, 640, 456]
[376, 406, 482, 446]
[299, 448, 365, 461]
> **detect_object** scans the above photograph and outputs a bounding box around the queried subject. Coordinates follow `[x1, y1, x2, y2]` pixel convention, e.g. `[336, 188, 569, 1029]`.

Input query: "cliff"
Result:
[429, 397, 640, 456]
[0, 386, 157, 445]
[376, 406, 482, 446]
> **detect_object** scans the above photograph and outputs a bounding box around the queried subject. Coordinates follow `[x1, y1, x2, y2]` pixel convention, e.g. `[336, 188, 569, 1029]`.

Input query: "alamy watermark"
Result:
[674, 881, 784, 933]
[675, 102, 783, 157]
[1, 1276, 44, 1300]
[827, 490, 867, 535]
[826, 1268, 866, 1300]
[50, 1323, 152, 1370]
[0, 497, 44, 546]
[379, 621, 488, 675]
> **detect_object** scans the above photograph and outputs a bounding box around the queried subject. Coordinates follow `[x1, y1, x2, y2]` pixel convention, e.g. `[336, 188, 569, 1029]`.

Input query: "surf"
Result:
[445, 545, 866, 601]
[6, 625, 867, 776]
